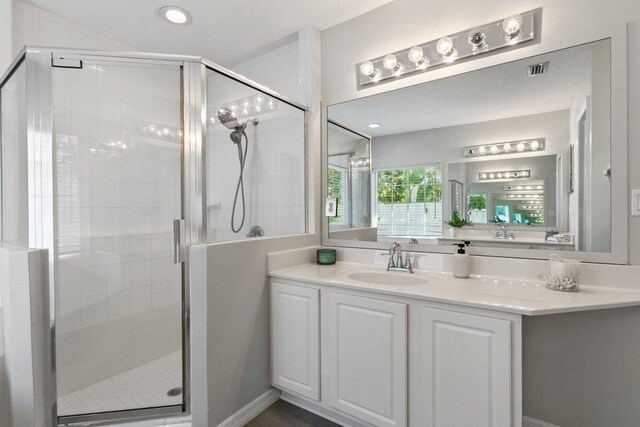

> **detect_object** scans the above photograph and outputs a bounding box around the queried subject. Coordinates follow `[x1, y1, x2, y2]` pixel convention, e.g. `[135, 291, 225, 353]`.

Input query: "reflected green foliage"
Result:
[377, 167, 443, 204]
[468, 194, 487, 210]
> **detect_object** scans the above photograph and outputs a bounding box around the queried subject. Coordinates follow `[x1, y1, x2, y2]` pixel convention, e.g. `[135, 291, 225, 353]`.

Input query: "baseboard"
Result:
[217, 388, 280, 427]
[523, 416, 561, 427]
[280, 391, 369, 427]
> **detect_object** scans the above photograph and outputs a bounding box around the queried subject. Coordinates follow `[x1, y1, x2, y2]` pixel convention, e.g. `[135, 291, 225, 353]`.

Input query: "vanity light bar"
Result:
[350, 157, 370, 167]
[503, 184, 544, 191]
[479, 170, 530, 181]
[523, 200, 543, 205]
[464, 138, 545, 158]
[520, 205, 543, 211]
[357, 10, 536, 88]
[506, 193, 542, 199]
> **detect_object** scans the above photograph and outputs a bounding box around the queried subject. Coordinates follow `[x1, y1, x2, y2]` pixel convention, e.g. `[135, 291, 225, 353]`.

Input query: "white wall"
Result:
[371, 110, 569, 169]
[190, 27, 322, 427]
[206, 41, 306, 241]
[0, 246, 46, 427]
[9, 0, 136, 58]
[321, 0, 640, 264]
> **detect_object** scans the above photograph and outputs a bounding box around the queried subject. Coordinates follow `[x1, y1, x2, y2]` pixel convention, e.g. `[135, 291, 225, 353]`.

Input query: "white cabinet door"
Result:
[327, 291, 407, 427]
[421, 306, 512, 427]
[271, 281, 320, 400]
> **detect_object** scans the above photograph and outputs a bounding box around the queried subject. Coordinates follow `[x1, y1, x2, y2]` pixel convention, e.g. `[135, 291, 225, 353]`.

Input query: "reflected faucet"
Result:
[493, 224, 515, 240]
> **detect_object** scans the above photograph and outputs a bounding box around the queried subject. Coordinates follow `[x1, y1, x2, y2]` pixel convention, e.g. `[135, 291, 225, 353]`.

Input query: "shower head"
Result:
[230, 129, 243, 144]
[217, 107, 243, 130]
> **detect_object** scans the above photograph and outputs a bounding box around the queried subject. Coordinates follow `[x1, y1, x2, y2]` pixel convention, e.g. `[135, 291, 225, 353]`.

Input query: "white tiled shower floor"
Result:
[58, 351, 183, 416]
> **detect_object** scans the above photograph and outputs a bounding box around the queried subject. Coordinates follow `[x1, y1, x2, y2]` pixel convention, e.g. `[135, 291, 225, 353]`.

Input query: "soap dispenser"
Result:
[452, 241, 471, 278]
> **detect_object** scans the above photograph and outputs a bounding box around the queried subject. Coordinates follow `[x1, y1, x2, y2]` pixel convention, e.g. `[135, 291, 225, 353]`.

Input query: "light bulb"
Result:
[478, 146, 487, 154]
[530, 140, 540, 150]
[490, 146, 499, 154]
[481, 173, 487, 179]
[503, 14, 523, 39]
[408, 46, 429, 68]
[255, 94, 264, 105]
[359, 61, 375, 77]
[436, 37, 455, 58]
[489, 173, 495, 179]
[497, 173, 503, 178]
[503, 143, 512, 152]
[408, 46, 423, 63]
[517, 142, 525, 152]
[383, 54, 398, 70]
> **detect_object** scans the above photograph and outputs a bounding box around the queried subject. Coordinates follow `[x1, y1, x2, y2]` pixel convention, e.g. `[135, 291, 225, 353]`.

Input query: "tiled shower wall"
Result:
[206, 39, 307, 242]
[51, 62, 183, 407]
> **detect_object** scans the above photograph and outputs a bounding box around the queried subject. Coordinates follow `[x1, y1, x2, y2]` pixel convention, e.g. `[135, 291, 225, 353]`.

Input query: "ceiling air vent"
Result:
[528, 62, 549, 77]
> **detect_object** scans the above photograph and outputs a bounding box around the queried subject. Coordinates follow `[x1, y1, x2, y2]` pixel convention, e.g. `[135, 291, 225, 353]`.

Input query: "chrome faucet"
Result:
[493, 224, 515, 240]
[381, 242, 420, 273]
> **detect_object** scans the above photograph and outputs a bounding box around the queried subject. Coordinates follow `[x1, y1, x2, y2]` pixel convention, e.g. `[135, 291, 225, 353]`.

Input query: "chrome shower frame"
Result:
[0, 46, 308, 426]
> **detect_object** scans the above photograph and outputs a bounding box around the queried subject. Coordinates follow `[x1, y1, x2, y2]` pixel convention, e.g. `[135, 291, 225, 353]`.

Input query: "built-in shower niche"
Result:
[206, 69, 306, 242]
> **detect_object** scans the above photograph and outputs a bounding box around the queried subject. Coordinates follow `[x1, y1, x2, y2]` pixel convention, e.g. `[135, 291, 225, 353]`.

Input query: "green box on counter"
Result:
[316, 249, 337, 265]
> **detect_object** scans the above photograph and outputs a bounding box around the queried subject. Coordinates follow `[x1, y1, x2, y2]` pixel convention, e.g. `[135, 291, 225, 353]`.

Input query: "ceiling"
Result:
[27, 0, 395, 66]
[329, 42, 601, 137]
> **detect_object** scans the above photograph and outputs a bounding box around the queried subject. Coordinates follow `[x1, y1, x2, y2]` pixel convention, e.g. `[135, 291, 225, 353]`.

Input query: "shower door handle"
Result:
[173, 219, 186, 263]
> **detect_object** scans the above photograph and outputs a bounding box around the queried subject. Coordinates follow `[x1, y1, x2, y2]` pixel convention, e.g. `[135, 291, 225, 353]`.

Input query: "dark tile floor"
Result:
[246, 400, 340, 426]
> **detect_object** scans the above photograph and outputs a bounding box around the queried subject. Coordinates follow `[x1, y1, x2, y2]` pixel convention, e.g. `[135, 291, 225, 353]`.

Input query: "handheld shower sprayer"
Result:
[216, 107, 259, 233]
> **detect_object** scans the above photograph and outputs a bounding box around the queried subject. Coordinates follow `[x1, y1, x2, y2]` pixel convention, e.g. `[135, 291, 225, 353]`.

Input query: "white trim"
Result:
[523, 415, 561, 427]
[216, 388, 280, 427]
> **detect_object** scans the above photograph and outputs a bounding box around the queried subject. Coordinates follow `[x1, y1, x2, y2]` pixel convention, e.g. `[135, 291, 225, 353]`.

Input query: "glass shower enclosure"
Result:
[0, 46, 307, 425]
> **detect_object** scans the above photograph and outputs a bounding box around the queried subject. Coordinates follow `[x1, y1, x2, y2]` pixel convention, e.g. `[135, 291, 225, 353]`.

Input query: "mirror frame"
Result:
[322, 26, 628, 264]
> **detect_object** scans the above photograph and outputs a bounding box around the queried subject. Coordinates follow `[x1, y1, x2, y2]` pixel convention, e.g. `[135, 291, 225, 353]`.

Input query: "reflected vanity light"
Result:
[506, 193, 542, 199]
[504, 184, 544, 191]
[356, 10, 536, 88]
[479, 170, 531, 181]
[210, 93, 277, 124]
[350, 157, 370, 167]
[464, 138, 545, 157]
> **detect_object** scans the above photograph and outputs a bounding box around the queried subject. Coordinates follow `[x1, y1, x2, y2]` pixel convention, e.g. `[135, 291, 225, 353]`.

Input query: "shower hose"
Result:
[231, 130, 248, 233]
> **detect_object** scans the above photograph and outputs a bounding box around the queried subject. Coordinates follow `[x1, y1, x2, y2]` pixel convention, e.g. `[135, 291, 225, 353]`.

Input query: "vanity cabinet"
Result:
[271, 281, 320, 400]
[270, 279, 520, 427]
[418, 305, 513, 427]
[326, 291, 407, 427]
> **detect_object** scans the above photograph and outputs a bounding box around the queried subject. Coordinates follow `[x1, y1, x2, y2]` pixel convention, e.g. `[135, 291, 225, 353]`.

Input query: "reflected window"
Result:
[375, 166, 443, 237]
[328, 166, 347, 225]
[467, 193, 487, 223]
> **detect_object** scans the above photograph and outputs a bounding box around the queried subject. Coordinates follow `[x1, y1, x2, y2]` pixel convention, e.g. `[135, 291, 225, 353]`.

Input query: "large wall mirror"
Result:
[324, 38, 628, 262]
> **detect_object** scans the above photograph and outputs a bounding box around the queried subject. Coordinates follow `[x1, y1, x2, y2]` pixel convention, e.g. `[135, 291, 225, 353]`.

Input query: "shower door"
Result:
[51, 57, 185, 420]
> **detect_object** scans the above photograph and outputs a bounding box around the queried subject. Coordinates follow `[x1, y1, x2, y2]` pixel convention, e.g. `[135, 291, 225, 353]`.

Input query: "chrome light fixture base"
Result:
[356, 9, 537, 89]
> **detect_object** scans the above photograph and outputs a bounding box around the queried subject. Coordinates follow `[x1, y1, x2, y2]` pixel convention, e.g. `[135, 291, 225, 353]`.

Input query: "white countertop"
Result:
[269, 262, 640, 316]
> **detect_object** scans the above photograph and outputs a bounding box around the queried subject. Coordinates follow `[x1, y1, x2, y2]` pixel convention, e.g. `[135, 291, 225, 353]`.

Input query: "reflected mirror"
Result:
[326, 39, 611, 253]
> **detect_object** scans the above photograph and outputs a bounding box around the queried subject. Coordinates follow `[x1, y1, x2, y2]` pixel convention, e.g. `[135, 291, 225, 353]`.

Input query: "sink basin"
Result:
[346, 271, 429, 286]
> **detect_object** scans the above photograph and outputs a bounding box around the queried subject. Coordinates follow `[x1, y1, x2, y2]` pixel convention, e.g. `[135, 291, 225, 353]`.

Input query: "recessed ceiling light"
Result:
[160, 6, 192, 25]
[368, 122, 381, 128]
